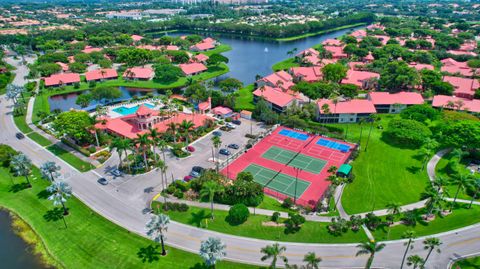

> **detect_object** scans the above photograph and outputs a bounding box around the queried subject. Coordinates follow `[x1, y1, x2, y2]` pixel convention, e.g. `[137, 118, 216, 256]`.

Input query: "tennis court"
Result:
[279, 129, 309, 141]
[316, 138, 351, 152]
[243, 164, 310, 199]
[262, 146, 327, 174]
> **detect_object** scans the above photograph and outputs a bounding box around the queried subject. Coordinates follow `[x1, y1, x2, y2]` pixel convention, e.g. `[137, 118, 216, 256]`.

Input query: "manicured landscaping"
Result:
[199, 44, 232, 56]
[453, 256, 480, 269]
[339, 115, 430, 214]
[27, 132, 52, 147]
[46, 144, 95, 172]
[13, 113, 33, 134]
[372, 204, 480, 241]
[152, 201, 368, 243]
[234, 84, 255, 111]
[274, 23, 367, 41]
[0, 165, 255, 269]
[272, 58, 299, 72]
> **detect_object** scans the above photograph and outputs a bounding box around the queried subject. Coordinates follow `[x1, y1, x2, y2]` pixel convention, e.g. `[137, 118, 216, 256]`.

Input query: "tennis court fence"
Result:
[264, 188, 319, 208]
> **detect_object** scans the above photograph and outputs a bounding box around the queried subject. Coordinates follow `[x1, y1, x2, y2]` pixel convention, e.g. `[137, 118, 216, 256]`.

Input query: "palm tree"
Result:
[135, 133, 151, 170]
[422, 237, 442, 265]
[260, 243, 288, 269]
[179, 120, 195, 145]
[303, 252, 322, 269]
[157, 138, 168, 162]
[167, 122, 178, 143]
[418, 147, 433, 171]
[421, 186, 444, 217]
[386, 202, 402, 216]
[468, 178, 480, 209]
[200, 181, 224, 219]
[211, 135, 222, 171]
[400, 231, 417, 269]
[432, 175, 448, 193]
[40, 161, 61, 182]
[355, 241, 386, 269]
[119, 138, 132, 172]
[148, 127, 160, 164]
[449, 173, 473, 211]
[406, 255, 425, 269]
[451, 148, 467, 164]
[46, 181, 72, 216]
[111, 137, 126, 168]
[146, 213, 170, 256]
[199, 237, 226, 269]
[11, 153, 33, 187]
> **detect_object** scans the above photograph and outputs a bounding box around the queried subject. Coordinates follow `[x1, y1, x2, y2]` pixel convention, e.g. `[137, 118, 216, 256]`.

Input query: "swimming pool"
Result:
[112, 103, 155, 116]
[316, 138, 351, 152]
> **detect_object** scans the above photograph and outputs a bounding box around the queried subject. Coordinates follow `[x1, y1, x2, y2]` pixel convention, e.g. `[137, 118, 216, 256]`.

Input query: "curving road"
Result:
[2, 58, 480, 268]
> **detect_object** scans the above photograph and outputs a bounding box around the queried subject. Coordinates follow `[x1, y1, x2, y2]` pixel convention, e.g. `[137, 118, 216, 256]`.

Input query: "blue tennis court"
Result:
[316, 138, 351, 152]
[278, 129, 309, 141]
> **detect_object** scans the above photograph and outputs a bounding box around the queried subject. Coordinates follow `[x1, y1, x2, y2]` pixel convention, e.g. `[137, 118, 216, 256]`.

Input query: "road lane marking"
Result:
[448, 237, 480, 247]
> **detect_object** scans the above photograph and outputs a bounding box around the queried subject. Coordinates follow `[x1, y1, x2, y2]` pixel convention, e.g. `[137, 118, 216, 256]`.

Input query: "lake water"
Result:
[0, 210, 47, 269]
[48, 26, 363, 111]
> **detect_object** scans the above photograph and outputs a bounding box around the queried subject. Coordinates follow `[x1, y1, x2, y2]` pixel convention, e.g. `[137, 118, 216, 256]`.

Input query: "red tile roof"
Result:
[56, 62, 69, 72]
[190, 42, 215, 51]
[290, 66, 322, 82]
[373, 35, 391, 45]
[193, 54, 209, 62]
[432, 95, 480, 113]
[136, 105, 155, 116]
[441, 58, 474, 76]
[82, 46, 103, 54]
[296, 48, 319, 58]
[322, 39, 342, 46]
[443, 76, 480, 99]
[212, 106, 233, 115]
[253, 86, 296, 107]
[350, 29, 367, 39]
[85, 68, 118, 81]
[123, 67, 154, 80]
[179, 62, 207, 75]
[408, 62, 434, 71]
[368, 91, 424, 105]
[44, 73, 80, 86]
[261, 70, 295, 90]
[324, 45, 347, 58]
[131, 34, 143, 42]
[341, 70, 380, 87]
[317, 99, 376, 114]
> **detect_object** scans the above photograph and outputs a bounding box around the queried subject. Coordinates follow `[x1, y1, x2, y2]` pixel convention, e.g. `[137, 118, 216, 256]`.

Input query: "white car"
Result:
[226, 122, 237, 129]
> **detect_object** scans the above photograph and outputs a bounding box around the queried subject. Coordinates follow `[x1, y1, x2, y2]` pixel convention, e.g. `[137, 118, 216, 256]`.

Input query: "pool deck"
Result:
[97, 100, 163, 118]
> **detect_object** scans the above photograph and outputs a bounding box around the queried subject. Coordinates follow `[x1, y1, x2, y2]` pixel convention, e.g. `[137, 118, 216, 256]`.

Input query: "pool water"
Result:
[112, 103, 155, 116]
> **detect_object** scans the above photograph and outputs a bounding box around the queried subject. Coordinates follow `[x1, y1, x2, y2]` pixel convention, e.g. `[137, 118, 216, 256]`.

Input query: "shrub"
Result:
[400, 104, 440, 122]
[166, 184, 177, 195]
[74, 82, 80, 89]
[174, 180, 188, 192]
[245, 133, 257, 139]
[227, 203, 250, 225]
[271, 211, 280, 223]
[174, 189, 184, 199]
[161, 202, 189, 212]
[282, 198, 294, 209]
[384, 119, 432, 147]
[225, 117, 232, 122]
[284, 213, 306, 234]
[0, 144, 17, 167]
[88, 146, 96, 153]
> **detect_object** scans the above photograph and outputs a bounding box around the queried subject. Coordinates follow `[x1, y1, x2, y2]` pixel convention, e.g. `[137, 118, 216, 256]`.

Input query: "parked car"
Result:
[220, 126, 232, 132]
[219, 148, 231, 156]
[110, 169, 122, 177]
[228, 143, 239, 149]
[192, 166, 204, 173]
[186, 146, 195, 152]
[226, 123, 236, 129]
[15, 132, 25, 139]
[183, 175, 194, 182]
[213, 131, 222, 136]
[97, 178, 108, 185]
[189, 170, 200, 178]
[232, 120, 242, 125]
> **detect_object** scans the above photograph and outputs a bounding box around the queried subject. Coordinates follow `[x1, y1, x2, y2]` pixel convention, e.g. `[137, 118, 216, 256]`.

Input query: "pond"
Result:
[48, 26, 364, 112]
[0, 210, 48, 269]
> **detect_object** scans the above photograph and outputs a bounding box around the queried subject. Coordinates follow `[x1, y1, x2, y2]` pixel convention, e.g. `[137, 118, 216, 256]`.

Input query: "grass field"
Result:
[0, 165, 255, 269]
[272, 58, 299, 72]
[152, 201, 367, 243]
[339, 115, 430, 214]
[234, 84, 255, 111]
[46, 144, 95, 172]
[13, 113, 33, 134]
[453, 256, 480, 269]
[27, 132, 52, 147]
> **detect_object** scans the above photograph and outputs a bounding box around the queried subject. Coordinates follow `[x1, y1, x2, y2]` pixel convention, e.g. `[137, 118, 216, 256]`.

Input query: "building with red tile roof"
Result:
[364, 52, 374, 62]
[289, 66, 322, 82]
[408, 62, 434, 71]
[322, 39, 342, 46]
[179, 62, 207, 75]
[95, 106, 213, 139]
[82, 46, 103, 54]
[131, 34, 143, 42]
[257, 70, 295, 90]
[348, 62, 366, 70]
[350, 29, 367, 40]
[197, 97, 211, 114]
[368, 91, 424, 113]
[85, 68, 118, 81]
[123, 67, 154, 80]
[443, 76, 480, 99]
[212, 106, 233, 119]
[341, 69, 380, 89]
[44, 73, 81, 87]
[253, 86, 298, 113]
[459, 41, 477, 52]
[441, 58, 475, 77]
[432, 95, 480, 113]
[203, 37, 217, 45]
[324, 45, 348, 59]
[190, 42, 215, 52]
[296, 48, 319, 57]
[316, 99, 376, 123]
[192, 54, 209, 63]
[56, 62, 69, 72]
[373, 35, 391, 45]
[447, 50, 478, 57]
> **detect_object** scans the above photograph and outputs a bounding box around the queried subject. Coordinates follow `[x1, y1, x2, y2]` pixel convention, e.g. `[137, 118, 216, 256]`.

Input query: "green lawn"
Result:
[272, 58, 300, 72]
[199, 44, 232, 56]
[13, 113, 33, 134]
[152, 202, 367, 243]
[0, 165, 255, 269]
[339, 115, 430, 214]
[235, 84, 255, 111]
[46, 144, 95, 172]
[372, 204, 480, 241]
[28, 132, 52, 147]
[453, 256, 480, 269]
[274, 23, 367, 42]
[257, 195, 295, 213]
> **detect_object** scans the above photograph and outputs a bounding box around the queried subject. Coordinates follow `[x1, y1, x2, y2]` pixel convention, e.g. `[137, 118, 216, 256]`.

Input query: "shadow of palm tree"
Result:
[137, 244, 160, 263]
[9, 182, 30, 193]
[37, 189, 50, 199]
[189, 210, 212, 227]
[43, 207, 64, 222]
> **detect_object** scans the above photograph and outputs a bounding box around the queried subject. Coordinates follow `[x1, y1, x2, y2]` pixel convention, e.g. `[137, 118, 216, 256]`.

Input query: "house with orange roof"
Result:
[443, 76, 480, 99]
[192, 54, 209, 64]
[212, 106, 234, 119]
[350, 29, 367, 40]
[179, 62, 207, 76]
[131, 34, 143, 42]
[82, 46, 103, 54]
[322, 39, 342, 46]
[341, 69, 380, 89]
[190, 41, 215, 52]
[44, 73, 81, 87]
[256, 70, 295, 90]
[85, 68, 118, 82]
[253, 86, 298, 113]
[316, 99, 377, 123]
[408, 62, 434, 71]
[56, 62, 69, 72]
[296, 48, 319, 58]
[367, 91, 424, 113]
[123, 67, 154, 80]
[289, 66, 322, 82]
[432, 95, 480, 113]
[441, 58, 475, 77]
[324, 46, 347, 59]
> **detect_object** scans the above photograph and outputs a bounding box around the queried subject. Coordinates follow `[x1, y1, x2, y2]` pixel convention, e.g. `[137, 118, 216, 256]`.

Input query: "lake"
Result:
[48, 26, 363, 111]
[0, 210, 48, 269]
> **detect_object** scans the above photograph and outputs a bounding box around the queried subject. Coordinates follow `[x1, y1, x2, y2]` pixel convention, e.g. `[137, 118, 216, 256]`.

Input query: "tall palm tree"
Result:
[406, 255, 425, 269]
[111, 137, 126, 168]
[148, 127, 160, 164]
[211, 135, 222, 171]
[432, 175, 448, 193]
[11, 153, 33, 187]
[355, 241, 386, 269]
[146, 213, 170, 256]
[157, 138, 168, 162]
[422, 237, 442, 265]
[47, 181, 72, 215]
[421, 186, 444, 217]
[200, 181, 224, 219]
[119, 138, 132, 172]
[449, 173, 473, 211]
[386, 202, 402, 216]
[303, 252, 322, 269]
[260, 243, 288, 269]
[40, 161, 61, 182]
[167, 122, 178, 143]
[135, 133, 151, 170]
[400, 230, 417, 269]
[179, 120, 195, 145]
[418, 147, 433, 171]
[199, 237, 226, 269]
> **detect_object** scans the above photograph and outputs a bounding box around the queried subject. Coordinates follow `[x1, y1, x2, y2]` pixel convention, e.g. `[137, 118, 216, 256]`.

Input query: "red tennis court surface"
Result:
[221, 126, 356, 207]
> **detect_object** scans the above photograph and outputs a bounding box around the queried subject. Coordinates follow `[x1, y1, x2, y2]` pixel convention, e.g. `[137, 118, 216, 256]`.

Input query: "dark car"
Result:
[219, 148, 231, 156]
[192, 166, 204, 173]
[97, 178, 108, 185]
[232, 120, 242, 125]
[212, 131, 222, 136]
[15, 132, 25, 139]
[228, 143, 239, 149]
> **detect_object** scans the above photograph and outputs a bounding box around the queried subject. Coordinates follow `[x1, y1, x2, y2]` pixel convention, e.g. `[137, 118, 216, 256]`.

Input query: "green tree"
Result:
[146, 213, 170, 256]
[449, 174, 474, 211]
[199, 237, 226, 269]
[68, 62, 87, 73]
[437, 121, 480, 150]
[303, 252, 322, 269]
[206, 53, 229, 67]
[40, 161, 61, 182]
[47, 181, 72, 215]
[406, 255, 425, 269]
[355, 241, 386, 269]
[384, 119, 432, 147]
[322, 63, 347, 83]
[90, 86, 122, 104]
[379, 61, 420, 92]
[218, 78, 243, 92]
[75, 94, 92, 108]
[135, 133, 151, 170]
[260, 243, 288, 269]
[53, 110, 94, 144]
[11, 153, 33, 187]
[200, 181, 224, 219]
[400, 231, 417, 269]
[422, 237, 442, 265]
[154, 64, 184, 82]
[227, 203, 250, 225]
